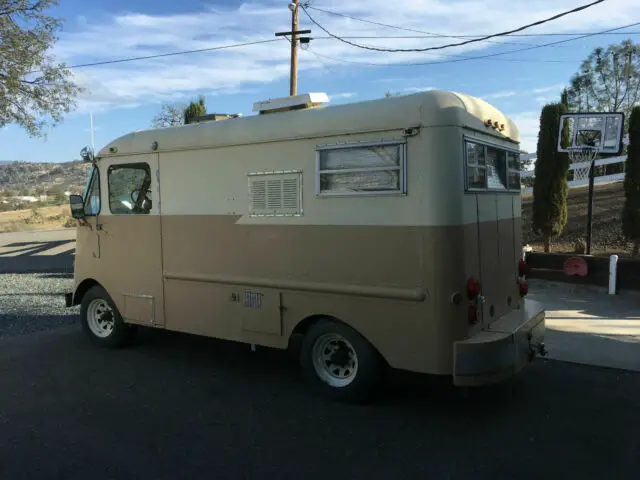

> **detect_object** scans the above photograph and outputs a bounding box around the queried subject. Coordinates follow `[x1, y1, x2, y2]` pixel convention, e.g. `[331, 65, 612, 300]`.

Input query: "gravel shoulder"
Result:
[0, 273, 78, 338]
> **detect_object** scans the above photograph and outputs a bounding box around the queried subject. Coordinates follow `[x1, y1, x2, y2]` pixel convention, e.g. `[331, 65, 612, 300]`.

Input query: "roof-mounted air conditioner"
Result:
[252, 93, 329, 115]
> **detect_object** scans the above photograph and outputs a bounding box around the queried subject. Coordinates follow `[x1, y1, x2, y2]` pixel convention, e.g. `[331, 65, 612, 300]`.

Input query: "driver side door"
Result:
[95, 154, 165, 328]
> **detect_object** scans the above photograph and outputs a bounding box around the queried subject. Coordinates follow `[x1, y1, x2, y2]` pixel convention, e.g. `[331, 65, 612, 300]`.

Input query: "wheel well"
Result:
[288, 314, 388, 366]
[73, 279, 101, 306]
[290, 314, 333, 339]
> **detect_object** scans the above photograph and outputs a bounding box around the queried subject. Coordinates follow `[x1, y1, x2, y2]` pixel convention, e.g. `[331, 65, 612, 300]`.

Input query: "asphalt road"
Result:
[0, 320, 639, 479]
[0, 230, 639, 479]
[0, 228, 75, 274]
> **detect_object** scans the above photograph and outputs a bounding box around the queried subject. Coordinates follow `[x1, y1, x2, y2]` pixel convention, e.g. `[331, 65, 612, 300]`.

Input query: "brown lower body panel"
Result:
[74, 214, 526, 376]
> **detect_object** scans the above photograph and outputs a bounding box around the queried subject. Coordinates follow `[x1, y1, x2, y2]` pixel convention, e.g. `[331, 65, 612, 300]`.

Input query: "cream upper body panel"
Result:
[97, 90, 519, 158]
[94, 90, 520, 227]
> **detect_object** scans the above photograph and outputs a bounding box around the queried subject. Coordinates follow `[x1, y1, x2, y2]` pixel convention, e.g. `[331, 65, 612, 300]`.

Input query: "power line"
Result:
[300, 0, 608, 53]
[306, 49, 575, 65]
[305, 6, 559, 48]
[306, 5, 632, 39]
[60, 38, 282, 70]
[309, 33, 640, 40]
[306, 20, 640, 68]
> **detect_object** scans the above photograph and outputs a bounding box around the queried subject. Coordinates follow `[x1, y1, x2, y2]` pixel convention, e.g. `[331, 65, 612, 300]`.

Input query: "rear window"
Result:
[464, 140, 520, 193]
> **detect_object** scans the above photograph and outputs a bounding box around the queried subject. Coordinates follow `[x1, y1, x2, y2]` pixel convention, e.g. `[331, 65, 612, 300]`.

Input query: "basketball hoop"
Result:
[568, 146, 599, 182]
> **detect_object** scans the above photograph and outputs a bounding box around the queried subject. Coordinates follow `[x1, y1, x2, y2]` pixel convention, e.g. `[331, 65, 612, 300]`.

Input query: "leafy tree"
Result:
[622, 106, 640, 256]
[183, 95, 206, 124]
[0, 0, 82, 137]
[151, 103, 185, 128]
[532, 102, 571, 252]
[566, 40, 639, 131]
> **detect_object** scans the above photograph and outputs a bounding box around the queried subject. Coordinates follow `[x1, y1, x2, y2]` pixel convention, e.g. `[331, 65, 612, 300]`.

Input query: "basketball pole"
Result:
[586, 157, 596, 255]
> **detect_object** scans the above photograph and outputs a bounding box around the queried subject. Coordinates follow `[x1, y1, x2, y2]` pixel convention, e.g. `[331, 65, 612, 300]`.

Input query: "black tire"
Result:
[80, 285, 136, 348]
[299, 318, 385, 404]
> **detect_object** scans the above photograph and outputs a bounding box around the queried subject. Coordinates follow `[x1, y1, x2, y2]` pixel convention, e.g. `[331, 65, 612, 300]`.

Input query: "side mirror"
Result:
[69, 194, 85, 219]
[80, 146, 95, 163]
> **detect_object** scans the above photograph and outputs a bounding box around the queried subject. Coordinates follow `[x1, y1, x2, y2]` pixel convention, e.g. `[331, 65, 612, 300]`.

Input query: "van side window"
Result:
[316, 140, 406, 196]
[84, 167, 101, 216]
[107, 163, 153, 215]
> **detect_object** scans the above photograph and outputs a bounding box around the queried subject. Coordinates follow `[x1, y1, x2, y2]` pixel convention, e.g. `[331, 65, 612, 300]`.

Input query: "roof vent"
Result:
[191, 113, 242, 123]
[252, 93, 329, 115]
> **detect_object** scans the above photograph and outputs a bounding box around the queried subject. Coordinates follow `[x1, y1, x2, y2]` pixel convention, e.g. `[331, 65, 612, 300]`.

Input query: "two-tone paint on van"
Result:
[65, 90, 546, 403]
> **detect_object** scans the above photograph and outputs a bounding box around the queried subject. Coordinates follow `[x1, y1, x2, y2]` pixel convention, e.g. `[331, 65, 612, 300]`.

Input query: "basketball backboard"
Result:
[557, 112, 625, 155]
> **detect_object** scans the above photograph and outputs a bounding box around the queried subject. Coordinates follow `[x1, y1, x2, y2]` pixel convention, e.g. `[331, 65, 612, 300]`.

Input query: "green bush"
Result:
[532, 102, 571, 252]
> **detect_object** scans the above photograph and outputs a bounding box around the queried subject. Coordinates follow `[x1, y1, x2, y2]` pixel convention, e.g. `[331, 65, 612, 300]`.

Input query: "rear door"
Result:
[463, 137, 521, 330]
[94, 154, 165, 328]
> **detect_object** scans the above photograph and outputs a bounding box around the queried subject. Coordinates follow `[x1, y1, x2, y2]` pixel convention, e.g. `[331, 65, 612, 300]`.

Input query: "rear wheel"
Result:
[300, 318, 385, 404]
[80, 285, 136, 348]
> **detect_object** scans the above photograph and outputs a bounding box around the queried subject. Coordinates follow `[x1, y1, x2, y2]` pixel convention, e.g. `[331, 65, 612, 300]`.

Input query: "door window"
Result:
[107, 163, 153, 214]
[83, 167, 101, 216]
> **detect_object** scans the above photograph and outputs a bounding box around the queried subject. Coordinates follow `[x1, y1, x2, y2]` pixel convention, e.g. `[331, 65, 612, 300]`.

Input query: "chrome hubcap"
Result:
[312, 333, 358, 387]
[87, 299, 115, 338]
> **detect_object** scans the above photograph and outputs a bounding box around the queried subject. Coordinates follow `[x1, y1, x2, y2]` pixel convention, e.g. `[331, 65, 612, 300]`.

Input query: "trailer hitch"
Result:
[527, 340, 548, 361]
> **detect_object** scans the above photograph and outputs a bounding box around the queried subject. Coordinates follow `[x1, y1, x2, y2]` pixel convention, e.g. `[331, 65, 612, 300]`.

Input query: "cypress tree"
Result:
[532, 103, 571, 252]
[622, 106, 640, 256]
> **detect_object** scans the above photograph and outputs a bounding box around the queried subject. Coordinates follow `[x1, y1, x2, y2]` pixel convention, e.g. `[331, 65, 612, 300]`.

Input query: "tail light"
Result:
[518, 259, 530, 277]
[466, 276, 481, 299]
[466, 276, 484, 325]
[468, 305, 480, 324]
[519, 279, 529, 297]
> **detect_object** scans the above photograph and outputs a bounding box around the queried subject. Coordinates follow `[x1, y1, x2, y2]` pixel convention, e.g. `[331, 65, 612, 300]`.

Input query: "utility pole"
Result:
[290, 0, 299, 96]
[275, 1, 311, 97]
[90, 111, 95, 152]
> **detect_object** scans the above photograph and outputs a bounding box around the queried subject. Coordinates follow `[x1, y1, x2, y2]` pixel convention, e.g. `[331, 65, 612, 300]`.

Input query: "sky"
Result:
[1, 0, 638, 165]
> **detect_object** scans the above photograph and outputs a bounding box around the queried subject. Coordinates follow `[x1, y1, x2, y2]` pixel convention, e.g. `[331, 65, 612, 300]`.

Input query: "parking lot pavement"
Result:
[0, 273, 639, 479]
[528, 279, 640, 372]
[0, 319, 638, 477]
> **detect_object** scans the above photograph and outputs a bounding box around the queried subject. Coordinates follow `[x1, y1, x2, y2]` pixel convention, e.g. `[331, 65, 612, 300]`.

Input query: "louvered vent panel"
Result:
[250, 180, 267, 210]
[248, 171, 302, 216]
[282, 179, 299, 209]
[266, 180, 283, 209]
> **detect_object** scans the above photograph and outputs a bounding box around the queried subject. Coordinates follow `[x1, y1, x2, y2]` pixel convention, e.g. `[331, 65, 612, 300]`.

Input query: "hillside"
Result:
[521, 181, 634, 256]
[0, 160, 92, 199]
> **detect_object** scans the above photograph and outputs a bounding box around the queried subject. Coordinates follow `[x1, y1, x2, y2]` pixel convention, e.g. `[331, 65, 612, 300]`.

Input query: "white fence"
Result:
[520, 154, 627, 195]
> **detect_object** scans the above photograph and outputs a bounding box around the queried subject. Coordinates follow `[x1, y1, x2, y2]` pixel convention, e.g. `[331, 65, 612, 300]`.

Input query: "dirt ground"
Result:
[521, 182, 635, 257]
[0, 205, 74, 233]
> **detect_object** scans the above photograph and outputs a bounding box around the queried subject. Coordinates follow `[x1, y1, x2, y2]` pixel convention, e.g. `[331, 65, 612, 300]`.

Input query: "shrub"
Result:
[532, 102, 571, 252]
[622, 105, 640, 256]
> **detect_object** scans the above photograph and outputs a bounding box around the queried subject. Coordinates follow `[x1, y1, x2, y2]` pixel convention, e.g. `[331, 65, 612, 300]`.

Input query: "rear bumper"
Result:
[452, 299, 546, 387]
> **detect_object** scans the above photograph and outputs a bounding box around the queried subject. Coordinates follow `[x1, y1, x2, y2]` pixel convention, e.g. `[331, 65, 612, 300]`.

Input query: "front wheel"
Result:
[300, 319, 385, 404]
[80, 285, 136, 348]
